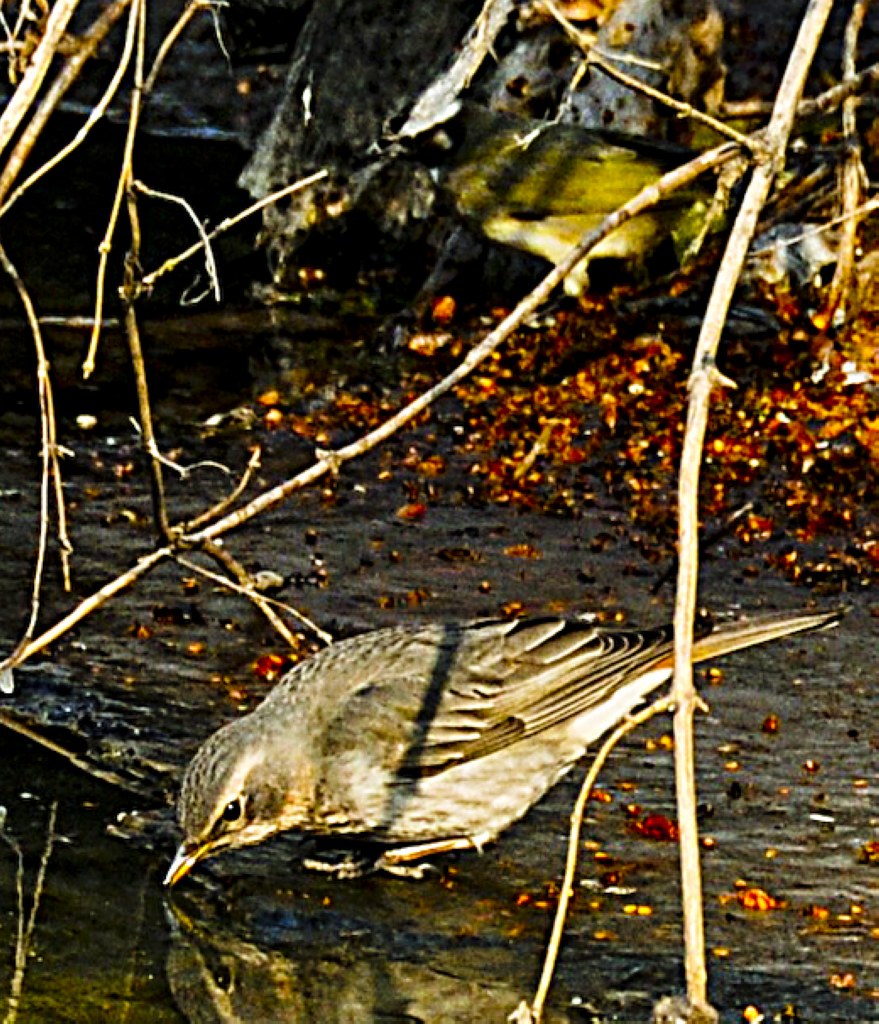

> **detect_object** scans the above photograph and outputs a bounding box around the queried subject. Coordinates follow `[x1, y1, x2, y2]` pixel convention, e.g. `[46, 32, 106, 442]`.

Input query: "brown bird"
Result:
[166, 608, 840, 886]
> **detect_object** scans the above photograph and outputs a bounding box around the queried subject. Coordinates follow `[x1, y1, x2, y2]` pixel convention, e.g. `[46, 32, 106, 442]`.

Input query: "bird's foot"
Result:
[301, 848, 379, 879]
[300, 846, 441, 880]
[374, 855, 441, 880]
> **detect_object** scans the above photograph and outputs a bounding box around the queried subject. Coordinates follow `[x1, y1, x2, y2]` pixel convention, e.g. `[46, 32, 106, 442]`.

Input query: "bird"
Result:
[165, 607, 840, 886]
[432, 103, 712, 295]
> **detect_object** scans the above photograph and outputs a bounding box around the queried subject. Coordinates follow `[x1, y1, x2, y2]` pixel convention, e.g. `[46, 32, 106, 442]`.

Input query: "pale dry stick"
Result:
[3, 801, 58, 1024]
[125, 297, 171, 539]
[752, 194, 879, 255]
[0, 0, 33, 46]
[822, 0, 870, 325]
[541, 0, 756, 152]
[139, 170, 329, 291]
[175, 552, 333, 646]
[0, 545, 170, 677]
[201, 539, 303, 647]
[184, 142, 739, 548]
[0, 239, 71, 672]
[0, 0, 133, 211]
[133, 179, 221, 300]
[120, 15, 174, 540]
[0, 0, 80, 160]
[0, 143, 738, 676]
[525, 696, 674, 1024]
[130, 418, 232, 478]
[722, 60, 879, 121]
[85, 0, 146, 381]
[183, 445, 262, 534]
[671, 0, 835, 1013]
[142, 0, 212, 95]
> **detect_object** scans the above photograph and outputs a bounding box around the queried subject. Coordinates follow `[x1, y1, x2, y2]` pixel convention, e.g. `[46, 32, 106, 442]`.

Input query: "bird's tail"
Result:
[692, 608, 843, 663]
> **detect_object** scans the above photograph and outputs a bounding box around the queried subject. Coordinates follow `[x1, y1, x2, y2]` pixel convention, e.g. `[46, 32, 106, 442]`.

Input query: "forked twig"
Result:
[85, 0, 146, 379]
[541, 0, 755, 151]
[525, 696, 674, 1023]
[176, 551, 333, 646]
[139, 170, 329, 291]
[0, 237, 71, 667]
[821, 0, 870, 325]
[671, 0, 835, 1012]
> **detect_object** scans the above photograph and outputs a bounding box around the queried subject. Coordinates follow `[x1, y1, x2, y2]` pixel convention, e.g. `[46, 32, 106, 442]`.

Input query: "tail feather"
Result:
[692, 608, 843, 663]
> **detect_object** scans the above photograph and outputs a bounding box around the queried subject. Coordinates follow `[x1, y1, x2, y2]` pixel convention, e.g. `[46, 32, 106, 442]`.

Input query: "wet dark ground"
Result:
[0, 305, 876, 1022]
[0, 7, 877, 1022]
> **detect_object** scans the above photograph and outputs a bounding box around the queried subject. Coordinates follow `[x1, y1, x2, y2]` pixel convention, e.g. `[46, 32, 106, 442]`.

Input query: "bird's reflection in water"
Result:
[164, 892, 571, 1024]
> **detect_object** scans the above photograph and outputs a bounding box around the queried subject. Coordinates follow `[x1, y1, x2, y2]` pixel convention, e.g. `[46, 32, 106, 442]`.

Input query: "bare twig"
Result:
[0, 238, 71, 667]
[0, 0, 132, 211]
[176, 550, 333, 646]
[527, 696, 674, 1023]
[0, 0, 80, 161]
[140, 170, 329, 291]
[142, 0, 212, 95]
[821, 0, 870, 326]
[541, 0, 756, 151]
[722, 59, 879, 120]
[0, 545, 170, 674]
[85, 0, 146, 380]
[133, 179, 221, 300]
[671, 0, 835, 1013]
[183, 445, 262, 533]
[124, 296, 171, 539]
[117, 12, 174, 542]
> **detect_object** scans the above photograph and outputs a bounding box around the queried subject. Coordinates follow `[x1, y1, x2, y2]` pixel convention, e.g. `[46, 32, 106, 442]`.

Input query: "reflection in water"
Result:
[165, 895, 569, 1024]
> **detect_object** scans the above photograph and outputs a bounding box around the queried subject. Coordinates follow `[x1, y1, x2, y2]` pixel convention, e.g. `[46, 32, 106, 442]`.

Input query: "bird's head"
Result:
[165, 716, 313, 886]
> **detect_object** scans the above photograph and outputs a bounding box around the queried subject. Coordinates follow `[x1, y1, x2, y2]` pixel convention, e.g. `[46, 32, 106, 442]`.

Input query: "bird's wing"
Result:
[315, 617, 688, 780]
[317, 609, 840, 780]
[400, 617, 684, 774]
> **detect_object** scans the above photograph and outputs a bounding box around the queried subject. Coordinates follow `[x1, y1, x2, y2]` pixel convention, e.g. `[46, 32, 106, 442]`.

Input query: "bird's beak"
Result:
[164, 841, 205, 887]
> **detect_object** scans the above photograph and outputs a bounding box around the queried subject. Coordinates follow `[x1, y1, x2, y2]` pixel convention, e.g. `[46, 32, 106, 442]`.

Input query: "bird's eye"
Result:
[221, 799, 242, 823]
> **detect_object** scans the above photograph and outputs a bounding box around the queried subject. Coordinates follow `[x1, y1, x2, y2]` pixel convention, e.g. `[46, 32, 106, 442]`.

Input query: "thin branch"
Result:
[177, 549, 333, 646]
[142, 0, 212, 95]
[722, 59, 879, 120]
[671, 0, 835, 1013]
[124, 295, 171, 539]
[133, 179, 221, 300]
[84, 0, 146, 380]
[821, 0, 869, 326]
[541, 0, 756, 151]
[526, 697, 673, 1023]
[139, 170, 329, 291]
[0, 237, 71, 669]
[182, 445, 262, 533]
[0, 0, 80, 162]
[0, 0, 132, 212]
[0, 545, 171, 674]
